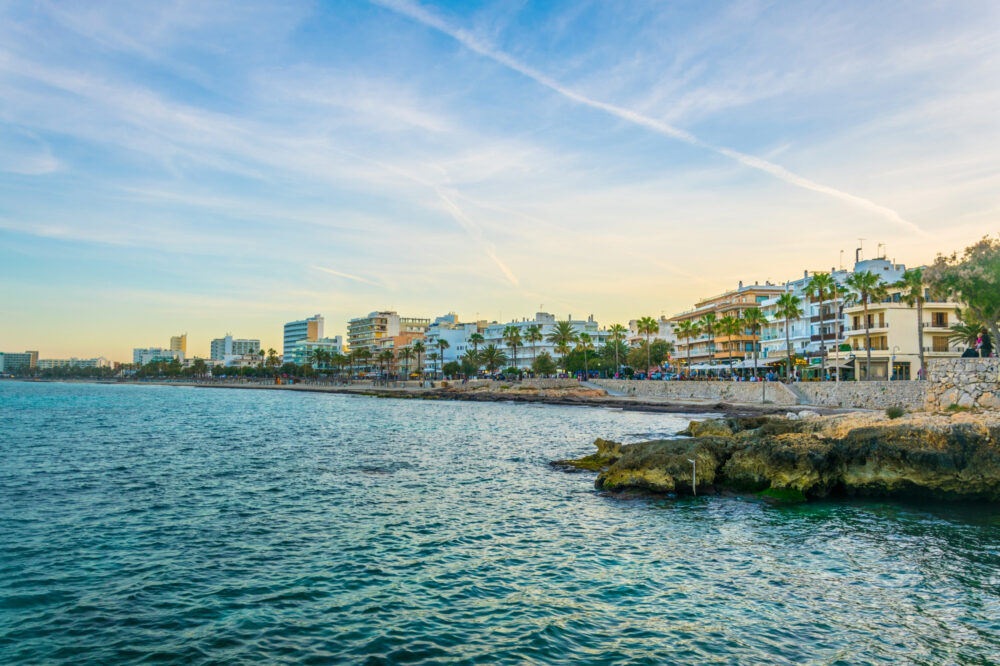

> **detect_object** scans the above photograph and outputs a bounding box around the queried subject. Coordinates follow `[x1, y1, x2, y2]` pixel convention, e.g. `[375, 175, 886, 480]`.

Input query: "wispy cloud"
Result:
[310, 264, 385, 288]
[372, 0, 927, 237]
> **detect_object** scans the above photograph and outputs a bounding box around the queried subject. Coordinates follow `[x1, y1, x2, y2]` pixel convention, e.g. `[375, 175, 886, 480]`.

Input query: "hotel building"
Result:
[347, 311, 430, 356]
[210, 335, 261, 364]
[283, 315, 324, 359]
[0, 350, 39, 373]
[481, 313, 610, 370]
[169, 334, 187, 354]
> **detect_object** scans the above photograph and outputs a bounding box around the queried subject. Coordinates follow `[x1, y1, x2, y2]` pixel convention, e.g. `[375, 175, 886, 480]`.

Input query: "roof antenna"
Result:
[856, 238, 865, 264]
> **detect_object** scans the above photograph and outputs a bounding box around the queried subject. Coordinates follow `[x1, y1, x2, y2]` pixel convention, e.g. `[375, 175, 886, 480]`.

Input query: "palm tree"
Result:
[846, 270, 888, 381]
[435, 338, 450, 379]
[502, 325, 522, 373]
[718, 315, 740, 377]
[379, 350, 394, 380]
[635, 316, 659, 377]
[576, 332, 594, 378]
[546, 321, 578, 372]
[806, 272, 836, 380]
[524, 325, 543, 368]
[266, 348, 279, 374]
[675, 320, 701, 376]
[478, 344, 508, 374]
[428, 352, 439, 379]
[257, 348, 266, 368]
[775, 293, 803, 381]
[411, 340, 426, 383]
[397, 347, 414, 379]
[894, 268, 927, 379]
[607, 323, 627, 375]
[351, 348, 371, 380]
[741, 307, 767, 379]
[468, 332, 484, 357]
[698, 313, 717, 374]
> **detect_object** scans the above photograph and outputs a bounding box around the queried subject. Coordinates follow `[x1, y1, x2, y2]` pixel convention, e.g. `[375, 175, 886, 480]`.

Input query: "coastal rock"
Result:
[557, 412, 1000, 501]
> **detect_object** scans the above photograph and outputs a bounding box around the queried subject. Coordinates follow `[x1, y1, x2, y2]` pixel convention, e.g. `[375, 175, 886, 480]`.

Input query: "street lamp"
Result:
[891, 345, 900, 380]
[687, 458, 697, 496]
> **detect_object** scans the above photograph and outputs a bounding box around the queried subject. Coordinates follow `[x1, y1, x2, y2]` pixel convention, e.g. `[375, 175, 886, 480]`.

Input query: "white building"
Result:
[286, 337, 345, 367]
[37, 357, 111, 370]
[423, 314, 489, 375]
[133, 348, 184, 365]
[283, 314, 324, 359]
[481, 313, 610, 369]
[627, 317, 678, 348]
[210, 335, 261, 363]
[760, 258, 908, 375]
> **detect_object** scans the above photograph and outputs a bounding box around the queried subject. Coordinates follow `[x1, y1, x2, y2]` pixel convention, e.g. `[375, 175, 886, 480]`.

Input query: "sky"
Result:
[2, 0, 999, 360]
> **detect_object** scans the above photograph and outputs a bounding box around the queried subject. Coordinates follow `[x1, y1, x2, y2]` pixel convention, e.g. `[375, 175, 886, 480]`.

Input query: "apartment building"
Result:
[669, 282, 785, 370]
[0, 351, 39, 373]
[481, 312, 609, 370]
[286, 337, 345, 367]
[37, 357, 110, 369]
[283, 314, 324, 359]
[347, 311, 429, 356]
[133, 348, 184, 365]
[169, 334, 187, 354]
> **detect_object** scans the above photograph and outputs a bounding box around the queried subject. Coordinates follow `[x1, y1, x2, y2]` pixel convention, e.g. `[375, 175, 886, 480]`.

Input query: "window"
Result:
[932, 312, 948, 327]
[932, 337, 950, 352]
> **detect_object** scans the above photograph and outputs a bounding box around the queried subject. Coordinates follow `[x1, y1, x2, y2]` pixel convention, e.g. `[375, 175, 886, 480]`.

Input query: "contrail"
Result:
[311, 264, 384, 287]
[372, 0, 925, 236]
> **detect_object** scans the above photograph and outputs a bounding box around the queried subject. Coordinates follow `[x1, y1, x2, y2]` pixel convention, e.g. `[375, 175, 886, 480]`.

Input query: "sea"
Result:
[1, 380, 998, 664]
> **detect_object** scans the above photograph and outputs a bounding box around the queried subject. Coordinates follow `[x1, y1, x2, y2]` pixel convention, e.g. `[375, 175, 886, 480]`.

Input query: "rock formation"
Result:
[554, 412, 1000, 502]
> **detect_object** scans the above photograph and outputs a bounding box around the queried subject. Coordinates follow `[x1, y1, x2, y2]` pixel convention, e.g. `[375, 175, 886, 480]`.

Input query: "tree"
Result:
[845, 270, 887, 380]
[775, 293, 803, 381]
[412, 341, 426, 381]
[191, 358, 207, 377]
[351, 348, 371, 379]
[698, 313, 717, 368]
[442, 361, 461, 377]
[266, 348, 279, 373]
[576, 332, 595, 378]
[806, 272, 836, 380]
[397, 347, 414, 379]
[636, 316, 659, 377]
[379, 350, 395, 379]
[718, 315, 741, 376]
[532, 351, 557, 376]
[524, 325, 543, 367]
[546, 321, 578, 372]
[741, 307, 766, 379]
[607, 323, 627, 374]
[428, 352, 439, 379]
[435, 338, 450, 379]
[502, 325, 522, 374]
[675, 320, 701, 376]
[468, 333, 484, 357]
[478, 344, 508, 373]
[926, 235, 1000, 357]
[894, 268, 928, 379]
[459, 354, 478, 377]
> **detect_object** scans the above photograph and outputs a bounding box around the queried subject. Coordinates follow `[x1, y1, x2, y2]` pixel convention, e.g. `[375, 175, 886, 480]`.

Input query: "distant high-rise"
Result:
[209, 335, 261, 361]
[283, 314, 324, 359]
[169, 334, 187, 354]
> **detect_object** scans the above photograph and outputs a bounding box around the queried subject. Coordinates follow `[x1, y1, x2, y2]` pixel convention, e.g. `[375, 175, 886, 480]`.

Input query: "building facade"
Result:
[210, 335, 261, 362]
[286, 337, 345, 367]
[481, 313, 610, 370]
[669, 283, 785, 371]
[0, 351, 39, 373]
[283, 314, 324, 359]
[133, 348, 184, 365]
[169, 334, 187, 354]
[347, 311, 429, 356]
[37, 357, 110, 370]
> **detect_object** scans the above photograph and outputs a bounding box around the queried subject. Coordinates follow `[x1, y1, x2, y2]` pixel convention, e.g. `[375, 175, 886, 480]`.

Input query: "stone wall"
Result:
[592, 379, 799, 405]
[470, 378, 581, 390]
[925, 358, 1000, 410]
[794, 381, 927, 410]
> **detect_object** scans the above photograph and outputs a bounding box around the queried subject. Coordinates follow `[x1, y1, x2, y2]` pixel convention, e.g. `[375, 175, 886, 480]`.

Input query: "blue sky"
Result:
[2, 0, 998, 359]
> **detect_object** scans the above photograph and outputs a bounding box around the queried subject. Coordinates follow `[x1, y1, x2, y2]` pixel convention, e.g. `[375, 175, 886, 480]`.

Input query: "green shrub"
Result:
[946, 403, 970, 412]
[886, 406, 905, 419]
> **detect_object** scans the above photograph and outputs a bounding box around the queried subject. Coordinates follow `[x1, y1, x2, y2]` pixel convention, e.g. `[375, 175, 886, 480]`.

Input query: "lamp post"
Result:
[687, 458, 697, 496]
[891, 345, 900, 381]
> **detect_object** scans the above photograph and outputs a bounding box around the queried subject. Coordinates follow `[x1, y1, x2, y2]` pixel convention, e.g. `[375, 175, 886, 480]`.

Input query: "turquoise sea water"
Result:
[1, 381, 999, 664]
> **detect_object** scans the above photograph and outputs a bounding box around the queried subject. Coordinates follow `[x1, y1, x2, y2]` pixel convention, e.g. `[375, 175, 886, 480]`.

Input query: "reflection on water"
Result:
[1, 381, 998, 664]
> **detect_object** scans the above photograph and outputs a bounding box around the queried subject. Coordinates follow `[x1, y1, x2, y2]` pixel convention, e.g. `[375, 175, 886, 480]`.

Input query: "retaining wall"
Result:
[591, 379, 799, 405]
[926, 358, 1000, 410]
[794, 381, 927, 410]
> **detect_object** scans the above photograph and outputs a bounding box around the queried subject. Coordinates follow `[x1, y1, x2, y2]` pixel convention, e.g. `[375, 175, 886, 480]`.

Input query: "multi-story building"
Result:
[669, 283, 785, 370]
[169, 334, 187, 354]
[481, 313, 610, 370]
[761, 259, 905, 377]
[627, 317, 677, 348]
[283, 314, 324, 359]
[347, 311, 429, 356]
[210, 335, 261, 362]
[133, 348, 184, 365]
[835, 282, 966, 380]
[37, 357, 111, 370]
[286, 337, 345, 367]
[423, 314, 493, 375]
[0, 351, 39, 373]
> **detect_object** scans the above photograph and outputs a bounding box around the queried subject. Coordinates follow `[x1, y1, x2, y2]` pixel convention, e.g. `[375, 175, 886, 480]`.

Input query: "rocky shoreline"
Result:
[553, 411, 1000, 502]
